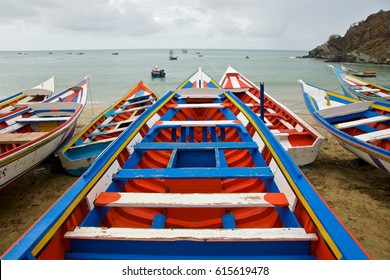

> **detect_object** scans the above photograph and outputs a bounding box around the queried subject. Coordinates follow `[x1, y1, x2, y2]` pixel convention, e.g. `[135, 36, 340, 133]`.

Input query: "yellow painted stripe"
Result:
[225, 92, 343, 259]
[32, 91, 176, 256]
[371, 103, 390, 112]
[326, 91, 358, 103]
[0, 93, 27, 107]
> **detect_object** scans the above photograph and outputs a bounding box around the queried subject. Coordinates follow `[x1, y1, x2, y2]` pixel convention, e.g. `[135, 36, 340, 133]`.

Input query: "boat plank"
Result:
[114, 167, 274, 180]
[134, 141, 259, 150]
[355, 127, 390, 142]
[15, 117, 70, 123]
[94, 192, 289, 208]
[0, 132, 47, 144]
[64, 227, 318, 242]
[155, 120, 241, 127]
[97, 117, 136, 129]
[335, 115, 390, 129]
[87, 127, 126, 138]
[317, 101, 374, 119]
[169, 103, 225, 109]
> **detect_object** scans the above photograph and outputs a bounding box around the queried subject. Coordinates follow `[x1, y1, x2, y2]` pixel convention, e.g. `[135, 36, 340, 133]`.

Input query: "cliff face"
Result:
[304, 10, 390, 64]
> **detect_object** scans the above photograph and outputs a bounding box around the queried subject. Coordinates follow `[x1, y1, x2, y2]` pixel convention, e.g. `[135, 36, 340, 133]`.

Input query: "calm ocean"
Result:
[1, 49, 389, 112]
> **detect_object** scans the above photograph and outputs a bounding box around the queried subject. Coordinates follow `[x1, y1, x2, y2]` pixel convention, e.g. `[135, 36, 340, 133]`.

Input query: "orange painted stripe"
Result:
[94, 192, 121, 206]
[263, 193, 289, 207]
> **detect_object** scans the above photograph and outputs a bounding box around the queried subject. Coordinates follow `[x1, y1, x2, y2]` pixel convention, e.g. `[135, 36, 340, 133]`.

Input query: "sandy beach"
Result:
[0, 105, 389, 259]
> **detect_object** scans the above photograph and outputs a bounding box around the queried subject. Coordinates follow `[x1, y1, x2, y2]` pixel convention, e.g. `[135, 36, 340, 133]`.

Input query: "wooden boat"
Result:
[1, 69, 369, 260]
[299, 80, 390, 175]
[330, 65, 390, 102]
[57, 80, 158, 176]
[0, 77, 88, 191]
[151, 66, 166, 78]
[219, 66, 325, 166]
[341, 65, 377, 78]
[0, 76, 54, 118]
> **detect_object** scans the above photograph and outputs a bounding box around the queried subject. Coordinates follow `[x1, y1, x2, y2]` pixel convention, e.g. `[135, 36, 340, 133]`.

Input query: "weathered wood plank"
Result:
[0, 132, 47, 144]
[94, 192, 289, 208]
[64, 227, 318, 242]
[335, 115, 390, 129]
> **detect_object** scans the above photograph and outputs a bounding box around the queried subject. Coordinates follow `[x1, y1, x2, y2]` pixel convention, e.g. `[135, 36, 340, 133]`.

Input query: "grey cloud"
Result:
[0, 0, 162, 36]
[0, 0, 388, 50]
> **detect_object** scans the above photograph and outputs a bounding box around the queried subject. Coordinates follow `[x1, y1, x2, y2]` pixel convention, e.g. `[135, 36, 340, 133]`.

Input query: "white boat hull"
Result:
[0, 123, 76, 190]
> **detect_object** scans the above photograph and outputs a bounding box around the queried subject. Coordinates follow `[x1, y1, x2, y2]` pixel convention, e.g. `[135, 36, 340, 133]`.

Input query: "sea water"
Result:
[1, 49, 389, 113]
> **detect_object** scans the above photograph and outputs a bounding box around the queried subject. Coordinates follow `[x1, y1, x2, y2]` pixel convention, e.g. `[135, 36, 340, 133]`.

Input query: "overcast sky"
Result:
[0, 0, 388, 51]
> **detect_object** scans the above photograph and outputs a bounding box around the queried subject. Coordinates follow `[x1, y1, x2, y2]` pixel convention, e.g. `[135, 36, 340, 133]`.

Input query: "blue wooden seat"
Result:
[113, 167, 274, 180]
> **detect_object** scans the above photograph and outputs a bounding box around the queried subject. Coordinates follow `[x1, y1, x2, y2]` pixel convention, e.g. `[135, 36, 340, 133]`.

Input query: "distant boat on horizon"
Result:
[169, 49, 178, 60]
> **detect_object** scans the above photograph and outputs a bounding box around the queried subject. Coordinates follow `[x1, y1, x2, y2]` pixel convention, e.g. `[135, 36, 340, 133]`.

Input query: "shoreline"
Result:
[0, 107, 388, 259]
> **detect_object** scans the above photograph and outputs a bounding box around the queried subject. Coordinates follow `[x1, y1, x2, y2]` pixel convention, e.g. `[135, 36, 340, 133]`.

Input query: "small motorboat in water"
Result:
[151, 66, 166, 78]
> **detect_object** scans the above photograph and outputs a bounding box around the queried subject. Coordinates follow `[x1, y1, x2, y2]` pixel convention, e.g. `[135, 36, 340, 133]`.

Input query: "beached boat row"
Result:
[1, 67, 371, 260]
[299, 65, 389, 175]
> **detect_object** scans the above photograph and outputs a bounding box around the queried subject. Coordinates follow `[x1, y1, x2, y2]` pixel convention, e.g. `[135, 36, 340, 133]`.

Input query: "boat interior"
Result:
[318, 93, 390, 150]
[64, 86, 157, 162]
[33, 87, 345, 260]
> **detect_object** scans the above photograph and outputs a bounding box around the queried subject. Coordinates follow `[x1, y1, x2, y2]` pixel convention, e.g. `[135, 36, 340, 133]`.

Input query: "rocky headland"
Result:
[302, 10, 390, 64]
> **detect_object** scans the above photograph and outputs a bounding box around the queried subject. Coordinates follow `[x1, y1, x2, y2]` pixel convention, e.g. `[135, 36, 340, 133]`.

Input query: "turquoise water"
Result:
[1, 49, 389, 112]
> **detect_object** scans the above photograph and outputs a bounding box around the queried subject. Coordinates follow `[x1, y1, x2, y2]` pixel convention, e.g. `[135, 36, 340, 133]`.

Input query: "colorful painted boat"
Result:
[1, 69, 369, 260]
[299, 80, 390, 175]
[0, 76, 55, 118]
[57, 80, 158, 176]
[0, 77, 88, 191]
[151, 66, 166, 78]
[330, 65, 390, 102]
[219, 66, 325, 166]
[341, 66, 377, 78]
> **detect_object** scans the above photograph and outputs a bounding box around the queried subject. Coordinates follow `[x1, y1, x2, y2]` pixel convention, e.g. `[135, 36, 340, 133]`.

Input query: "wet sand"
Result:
[0, 106, 389, 259]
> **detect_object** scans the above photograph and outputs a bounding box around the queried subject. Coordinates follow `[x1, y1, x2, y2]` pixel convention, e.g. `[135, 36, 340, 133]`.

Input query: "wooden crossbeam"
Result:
[133, 141, 259, 150]
[94, 192, 289, 208]
[355, 127, 390, 142]
[335, 115, 390, 129]
[64, 227, 318, 242]
[155, 120, 241, 127]
[15, 117, 70, 122]
[0, 132, 47, 144]
[114, 167, 274, 180]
